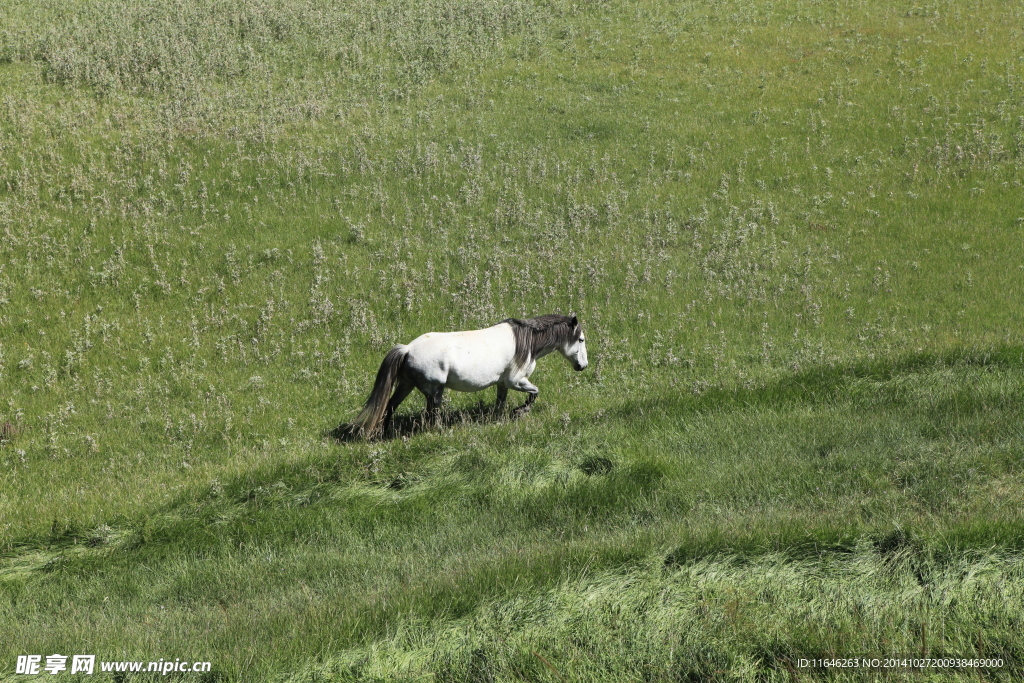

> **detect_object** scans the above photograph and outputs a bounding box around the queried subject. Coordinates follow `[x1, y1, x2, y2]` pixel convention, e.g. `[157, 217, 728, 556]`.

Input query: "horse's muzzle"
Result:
[574, 362, 585, 371]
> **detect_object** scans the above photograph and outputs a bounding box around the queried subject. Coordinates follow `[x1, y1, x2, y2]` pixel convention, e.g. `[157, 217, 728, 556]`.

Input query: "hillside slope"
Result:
[1, 0, 1023, 679]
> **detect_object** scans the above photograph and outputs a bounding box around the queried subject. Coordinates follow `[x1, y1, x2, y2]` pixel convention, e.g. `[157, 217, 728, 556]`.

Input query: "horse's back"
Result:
[404, 323, 515, 392]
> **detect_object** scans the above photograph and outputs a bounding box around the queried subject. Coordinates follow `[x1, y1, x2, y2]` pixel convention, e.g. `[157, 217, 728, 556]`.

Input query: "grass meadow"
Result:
[1, 0, 1023, 679]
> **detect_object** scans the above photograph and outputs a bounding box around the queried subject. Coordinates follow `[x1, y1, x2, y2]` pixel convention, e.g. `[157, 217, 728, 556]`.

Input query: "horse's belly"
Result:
[405, 325, 515, 392]
[444, 353, 507, 392]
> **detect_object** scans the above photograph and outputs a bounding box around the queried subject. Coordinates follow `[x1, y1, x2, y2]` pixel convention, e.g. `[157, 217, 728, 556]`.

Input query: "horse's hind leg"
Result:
[429, 387, 445, 426]
[383, 379, 414, 434]
[495, 385, 508, 413]
[423, 385, 445, 426]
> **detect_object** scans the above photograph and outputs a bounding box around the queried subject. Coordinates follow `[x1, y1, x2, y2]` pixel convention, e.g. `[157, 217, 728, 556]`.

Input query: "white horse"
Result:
[351, 314, 588, 437]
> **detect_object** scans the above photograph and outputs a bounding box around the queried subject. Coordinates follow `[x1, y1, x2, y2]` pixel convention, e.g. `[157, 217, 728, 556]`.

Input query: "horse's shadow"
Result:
[326, 403, 527, 443]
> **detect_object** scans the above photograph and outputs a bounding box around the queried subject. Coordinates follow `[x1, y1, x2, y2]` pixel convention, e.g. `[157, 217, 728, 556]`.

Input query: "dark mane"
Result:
[502, 314, 580, 372]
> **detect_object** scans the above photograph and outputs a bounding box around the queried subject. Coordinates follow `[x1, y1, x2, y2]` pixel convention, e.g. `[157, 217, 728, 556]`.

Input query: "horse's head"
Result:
[561, 315, 588, 371]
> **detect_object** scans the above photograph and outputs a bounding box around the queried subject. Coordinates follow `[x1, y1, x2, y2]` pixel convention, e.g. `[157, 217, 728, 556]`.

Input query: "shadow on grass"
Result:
[326, 401, 531, 443]
[14, 345, 1024, 559]
[618, 344, 1024, 419]
[323, 345, 1024, 444]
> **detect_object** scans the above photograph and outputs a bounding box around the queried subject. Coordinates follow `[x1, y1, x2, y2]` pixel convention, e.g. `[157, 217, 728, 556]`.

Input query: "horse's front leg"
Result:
[509, 378, 539, 415]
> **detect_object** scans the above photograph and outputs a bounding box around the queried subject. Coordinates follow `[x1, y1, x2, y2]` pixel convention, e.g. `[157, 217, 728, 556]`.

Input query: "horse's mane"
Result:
[502, 314, 580, 373]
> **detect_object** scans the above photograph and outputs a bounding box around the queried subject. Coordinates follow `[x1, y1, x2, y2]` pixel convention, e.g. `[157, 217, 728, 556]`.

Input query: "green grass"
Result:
[1, 0, 1024, 680]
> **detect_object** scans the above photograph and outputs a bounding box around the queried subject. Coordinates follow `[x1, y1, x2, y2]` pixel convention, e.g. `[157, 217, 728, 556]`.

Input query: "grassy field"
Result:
[1, 0, 1023, 680]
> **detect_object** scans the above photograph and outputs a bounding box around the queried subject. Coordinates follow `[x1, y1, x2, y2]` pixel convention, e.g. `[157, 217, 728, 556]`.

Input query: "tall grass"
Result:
[1, 0, 1023, 679]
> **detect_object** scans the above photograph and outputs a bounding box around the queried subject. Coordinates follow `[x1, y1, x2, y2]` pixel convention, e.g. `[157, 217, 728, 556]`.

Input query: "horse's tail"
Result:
[352, 344, 408, 438]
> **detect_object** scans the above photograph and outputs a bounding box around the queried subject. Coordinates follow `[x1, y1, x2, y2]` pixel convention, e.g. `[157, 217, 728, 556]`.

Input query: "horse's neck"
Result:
[533, 344, 557, 360]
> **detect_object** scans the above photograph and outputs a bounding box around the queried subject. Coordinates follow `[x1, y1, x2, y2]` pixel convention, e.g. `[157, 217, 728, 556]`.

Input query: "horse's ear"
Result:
[570, 314, 578, 327]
